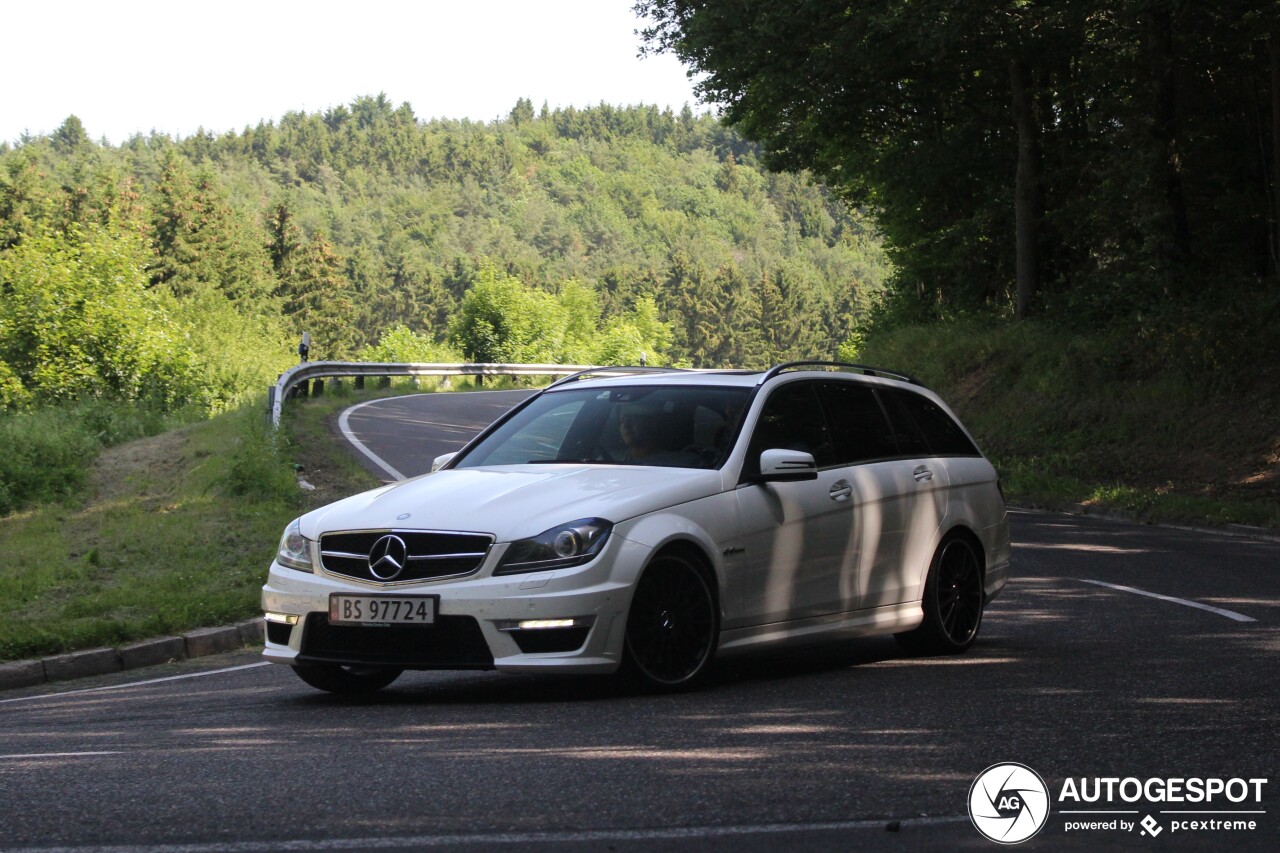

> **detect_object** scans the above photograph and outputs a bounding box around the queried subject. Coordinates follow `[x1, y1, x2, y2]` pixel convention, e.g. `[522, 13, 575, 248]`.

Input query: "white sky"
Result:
[3, 0, 706, 145]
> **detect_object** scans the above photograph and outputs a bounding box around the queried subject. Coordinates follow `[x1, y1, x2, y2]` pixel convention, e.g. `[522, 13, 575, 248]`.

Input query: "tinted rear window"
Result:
[880, 388, 979, 457]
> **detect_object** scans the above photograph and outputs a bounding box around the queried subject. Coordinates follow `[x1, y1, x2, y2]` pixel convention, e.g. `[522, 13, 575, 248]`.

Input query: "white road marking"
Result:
[1079, 579, 1257, 622]
[337, 398, 408, 481]
[0, 663, 272, 705]
[1, 751, 122, 759]
[0, 815, 971, 852]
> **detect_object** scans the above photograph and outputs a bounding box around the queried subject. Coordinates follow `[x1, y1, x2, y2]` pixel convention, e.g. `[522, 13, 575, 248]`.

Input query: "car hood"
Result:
[299, 465, 725, 542]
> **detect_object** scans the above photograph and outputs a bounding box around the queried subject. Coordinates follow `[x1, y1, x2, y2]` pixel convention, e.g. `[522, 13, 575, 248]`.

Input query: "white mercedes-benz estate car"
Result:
[262, 362, 1010, 693]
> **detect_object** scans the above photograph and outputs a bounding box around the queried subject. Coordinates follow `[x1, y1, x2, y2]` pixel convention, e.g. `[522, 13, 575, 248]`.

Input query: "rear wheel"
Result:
[896, 535, 984, 655]
[292, 663, 403, 694]
[621, 553, 719, 691]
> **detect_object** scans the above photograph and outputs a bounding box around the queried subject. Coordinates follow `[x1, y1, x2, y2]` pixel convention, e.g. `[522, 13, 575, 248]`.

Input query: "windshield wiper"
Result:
[525, 458, 604, 464]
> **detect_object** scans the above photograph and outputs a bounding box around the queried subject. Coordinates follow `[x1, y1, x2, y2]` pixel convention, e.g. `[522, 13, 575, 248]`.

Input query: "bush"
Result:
[360, 325, 464, 363]
[0, 225, 197, 406]
[220, 409, 300, 505]
[0, 400, 179, 516]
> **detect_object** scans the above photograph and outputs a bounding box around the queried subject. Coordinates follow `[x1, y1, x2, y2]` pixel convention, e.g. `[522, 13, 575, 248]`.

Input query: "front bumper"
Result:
[261, 535, 651, 675]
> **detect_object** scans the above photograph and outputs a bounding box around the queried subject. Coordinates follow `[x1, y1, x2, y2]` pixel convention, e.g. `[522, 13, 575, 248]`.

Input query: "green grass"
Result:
[0, 402, 303, 660]
[862, 317, 1280, 530]
[0, 399, 178, 515]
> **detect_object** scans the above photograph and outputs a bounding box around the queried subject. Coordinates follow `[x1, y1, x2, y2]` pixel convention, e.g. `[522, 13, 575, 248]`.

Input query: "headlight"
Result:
[276, 519, 313, 572]
[494, 518, 612, 575]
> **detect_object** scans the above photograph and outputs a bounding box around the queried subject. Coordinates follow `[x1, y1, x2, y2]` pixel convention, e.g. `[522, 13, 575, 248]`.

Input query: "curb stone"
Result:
[183, 626, 247, 658]
[0, 617, 264, 693]
[119, 636, 187, 670]
[45, 647, 121, 682]
[0, 660, 46, 691]
[236, 618, 264, 645]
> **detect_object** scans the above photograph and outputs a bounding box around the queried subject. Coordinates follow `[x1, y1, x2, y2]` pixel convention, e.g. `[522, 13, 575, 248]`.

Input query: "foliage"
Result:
[359, 324, 464, 363]
[167, 292, 293, 413]
[860, 316, 1280, 528]
[0, 399, 171, 516]
[449, 264, 567, 363]
[0, 224, 196, 405]
[2, 98, 886, 376]
[638, 0, 1280, 327]
[0, 98, 888, 513]
[220, 413, 300, 503]
[449, 265, 676, 366]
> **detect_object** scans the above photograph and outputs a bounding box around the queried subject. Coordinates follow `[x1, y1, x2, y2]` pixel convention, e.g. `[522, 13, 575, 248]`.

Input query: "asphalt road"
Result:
[1, 391, 1276, 853]
[338, 389, 535, 480]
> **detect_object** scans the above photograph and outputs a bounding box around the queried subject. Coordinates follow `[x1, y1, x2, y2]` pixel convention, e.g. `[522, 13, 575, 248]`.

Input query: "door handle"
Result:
[829, 480, 853, 502]
[913, 465, 934, 482]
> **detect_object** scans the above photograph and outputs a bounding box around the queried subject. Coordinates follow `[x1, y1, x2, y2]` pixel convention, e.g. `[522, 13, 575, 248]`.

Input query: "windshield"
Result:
[453, 385, 752, 470]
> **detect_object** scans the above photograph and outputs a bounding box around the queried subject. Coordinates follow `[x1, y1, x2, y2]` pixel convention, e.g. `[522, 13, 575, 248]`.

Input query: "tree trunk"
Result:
[1010, 58, 1041, 320]
[1145, 8, 1191, 258]
[1270, 34, 1280, 274]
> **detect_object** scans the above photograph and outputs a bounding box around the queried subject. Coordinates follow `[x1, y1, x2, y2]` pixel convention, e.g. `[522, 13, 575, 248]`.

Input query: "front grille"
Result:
[320, 529, 493, 584]
[298, 613, 494, 669]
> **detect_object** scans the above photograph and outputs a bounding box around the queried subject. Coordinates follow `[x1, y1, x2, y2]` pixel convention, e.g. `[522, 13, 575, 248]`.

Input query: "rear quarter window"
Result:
[880, 388, 980, 457]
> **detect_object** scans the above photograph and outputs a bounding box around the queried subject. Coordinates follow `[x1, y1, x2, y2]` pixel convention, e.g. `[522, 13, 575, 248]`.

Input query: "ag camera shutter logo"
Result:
[969, 763, 1051, 844]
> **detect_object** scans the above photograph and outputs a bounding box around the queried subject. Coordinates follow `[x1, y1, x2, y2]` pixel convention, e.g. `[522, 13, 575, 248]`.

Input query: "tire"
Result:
[896, 535, 985, 655]
[620, 552, 719, 691]
[292, 663, 403, 694]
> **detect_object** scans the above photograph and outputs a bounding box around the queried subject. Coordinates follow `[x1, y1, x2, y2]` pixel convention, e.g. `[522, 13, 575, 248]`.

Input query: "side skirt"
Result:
[716, 602, 923, 657]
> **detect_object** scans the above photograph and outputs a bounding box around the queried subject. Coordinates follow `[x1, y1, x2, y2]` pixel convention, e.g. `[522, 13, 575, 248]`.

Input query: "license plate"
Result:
[329, 594, 437, 626]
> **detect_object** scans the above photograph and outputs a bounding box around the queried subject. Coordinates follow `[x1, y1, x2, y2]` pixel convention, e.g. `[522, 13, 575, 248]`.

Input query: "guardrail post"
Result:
[355, 376, 365, 390]
[312, 379, 324, 397]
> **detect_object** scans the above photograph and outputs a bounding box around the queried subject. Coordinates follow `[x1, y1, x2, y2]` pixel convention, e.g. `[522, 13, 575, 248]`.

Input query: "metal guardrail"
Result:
[268, 361, 593, 427]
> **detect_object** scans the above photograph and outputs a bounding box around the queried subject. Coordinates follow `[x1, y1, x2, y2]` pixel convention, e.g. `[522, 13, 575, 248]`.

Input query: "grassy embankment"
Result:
[863, 318, 1280, 529]
[0, 378, 512, 663]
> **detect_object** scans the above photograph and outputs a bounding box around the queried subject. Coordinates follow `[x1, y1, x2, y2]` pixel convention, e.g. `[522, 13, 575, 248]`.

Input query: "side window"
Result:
[747, 382, 836, 471]
[880, 389, 979, 457]
[818, 382, 900, 465]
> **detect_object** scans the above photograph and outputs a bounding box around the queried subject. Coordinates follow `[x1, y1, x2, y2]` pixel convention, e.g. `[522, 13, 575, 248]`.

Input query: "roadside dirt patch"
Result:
[89, 428, 192, 507]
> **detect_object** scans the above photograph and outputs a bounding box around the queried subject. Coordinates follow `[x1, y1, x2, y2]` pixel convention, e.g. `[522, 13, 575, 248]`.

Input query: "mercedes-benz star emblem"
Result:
[368, 534, 408, 581]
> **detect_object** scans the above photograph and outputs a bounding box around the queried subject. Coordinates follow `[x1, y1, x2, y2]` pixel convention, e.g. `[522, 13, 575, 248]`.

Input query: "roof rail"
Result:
[759, 361, 923, 386]
[545, 365, 689, 390]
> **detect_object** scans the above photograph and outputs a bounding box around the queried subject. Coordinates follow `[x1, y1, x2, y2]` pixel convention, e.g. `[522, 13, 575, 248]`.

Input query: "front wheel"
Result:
[620, 553, 719, 691]
[292, 663, 403, 694]
[896, 535, 985, 655]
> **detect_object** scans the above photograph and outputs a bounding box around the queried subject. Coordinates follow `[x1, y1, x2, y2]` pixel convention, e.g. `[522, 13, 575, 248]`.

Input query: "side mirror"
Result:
[758, 448, 818, 482]
[431, 451, 457, 473]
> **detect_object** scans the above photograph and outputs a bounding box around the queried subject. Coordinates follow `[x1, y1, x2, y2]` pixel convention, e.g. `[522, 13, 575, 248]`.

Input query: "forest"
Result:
[639, 0, 1280, 340]
[0, 98, 887, 419]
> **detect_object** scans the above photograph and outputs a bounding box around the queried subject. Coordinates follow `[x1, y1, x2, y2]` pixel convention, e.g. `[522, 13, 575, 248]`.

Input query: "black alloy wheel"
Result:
[292, 663, 403, 694]
[896, 535, 984, 655]
[622, 553, 719, 690]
